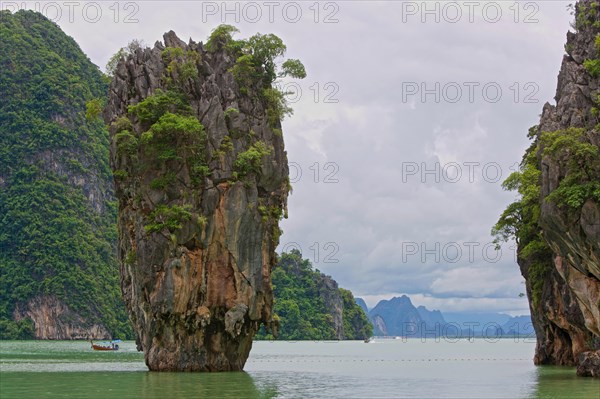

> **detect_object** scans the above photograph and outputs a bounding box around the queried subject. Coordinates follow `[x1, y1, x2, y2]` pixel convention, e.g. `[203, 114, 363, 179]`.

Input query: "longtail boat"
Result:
[90, 339, 121, 351]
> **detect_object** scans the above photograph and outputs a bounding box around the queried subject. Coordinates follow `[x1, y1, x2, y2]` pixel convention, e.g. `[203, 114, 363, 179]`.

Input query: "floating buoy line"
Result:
[247, 358, 529, 363]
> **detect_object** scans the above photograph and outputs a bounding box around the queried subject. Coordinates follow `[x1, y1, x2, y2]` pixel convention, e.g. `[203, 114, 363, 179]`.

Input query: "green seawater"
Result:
[0, 339, 598, 398]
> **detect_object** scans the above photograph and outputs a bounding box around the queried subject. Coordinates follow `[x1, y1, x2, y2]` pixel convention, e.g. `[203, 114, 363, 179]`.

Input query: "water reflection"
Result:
[531, 366, 600, 399]
[140, 371, 278, 399]
[1, 371, 278, 399]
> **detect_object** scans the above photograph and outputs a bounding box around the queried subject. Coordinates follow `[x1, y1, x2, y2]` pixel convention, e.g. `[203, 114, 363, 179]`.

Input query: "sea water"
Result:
[0, 339, 598, 398]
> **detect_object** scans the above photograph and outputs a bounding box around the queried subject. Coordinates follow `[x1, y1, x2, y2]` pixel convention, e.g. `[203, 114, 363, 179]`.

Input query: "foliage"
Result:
[0, 318, 35, 339]
[127, 89, 208, 188]
[162, 47, 200, 86]
[105, 39, 144, 76]
[113, 169, 129, 180]
[147, 112, 204, 141]
[112, 116, 132, 133]
[145, 204, 192, 234]
[340, 288, 373, 340]
[492, 130, 553, 308]
[584, 59, 600, 77]
[258, 204, 283, 222]
[150, 172, 176, 190]
[245, 33, 287, 84]
[573, 1, 600, 31]
[263, 88, 293, 127]
[582, 32, 600, 77]
[255, 250, 372, 340]
[85, 98, 103, 121]
[114, 131, 138, 157]
[219, 135, 234, 153]
[540, 128, 600, 208]
[223, 107, 239, 121]
[280, 59, 307, 79]
[495, 113, 600, 311]
[141, 112, 205, 162]
[124, 41, 220, 196]
[105, 48, 128, 77]
[493, 121, 600, 307]
[205, 24, 240, 53]
[208, 25, 305, 131]
[234, 141, 272, 176]
[161, 46, 184, 61]
[124, 87, 208, 232]
[230, 55, 258, 94]
[128, 89, 192, 127]
[0, 10, 132, 339]
[228, 31, 302, 87]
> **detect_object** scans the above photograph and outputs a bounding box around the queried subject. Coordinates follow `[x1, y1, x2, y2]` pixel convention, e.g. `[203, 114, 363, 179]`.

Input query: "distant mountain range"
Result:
[358, 295, 532, 338]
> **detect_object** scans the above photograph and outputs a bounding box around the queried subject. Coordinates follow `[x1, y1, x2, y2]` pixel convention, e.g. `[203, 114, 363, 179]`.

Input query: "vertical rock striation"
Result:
[13, 296, 111, 339]
[516, 0, 600, 376]
[316, 274, 345, 338]
[104, 31, 290, 371]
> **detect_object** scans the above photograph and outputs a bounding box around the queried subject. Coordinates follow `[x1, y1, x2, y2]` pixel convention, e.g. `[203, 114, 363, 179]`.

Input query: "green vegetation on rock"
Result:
[234, 141, 272, 177]
[573, 1, 600, 31]
[161, 46, 201, 87]
[105, 39, 144, 77]
[206, 24, 305, 122]
[128, 89, 192, 126]
[145, 205, 193, 234]
[256, 250, 372, 340]
[0, 10, 131, 339]
[340, 288, 373, 340]
[493, 131, 553, 307]
[541, 128, 600, 209]
[493, 124, 600, 307]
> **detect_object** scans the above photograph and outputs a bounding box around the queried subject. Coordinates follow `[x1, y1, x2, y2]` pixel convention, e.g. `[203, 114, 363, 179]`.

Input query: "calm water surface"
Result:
[1, 339, 598, 398]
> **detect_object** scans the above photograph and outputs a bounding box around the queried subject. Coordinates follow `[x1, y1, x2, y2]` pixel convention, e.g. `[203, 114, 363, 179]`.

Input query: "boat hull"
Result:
[90, 341, 119, 351]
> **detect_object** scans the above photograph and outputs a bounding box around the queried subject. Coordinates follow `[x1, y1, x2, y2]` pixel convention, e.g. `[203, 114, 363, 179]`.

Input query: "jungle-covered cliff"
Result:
[0, 10, 131, 340]
[494, 0, 600, 377]
[104, 26, 305, 371]
[256, 250, 372, 341]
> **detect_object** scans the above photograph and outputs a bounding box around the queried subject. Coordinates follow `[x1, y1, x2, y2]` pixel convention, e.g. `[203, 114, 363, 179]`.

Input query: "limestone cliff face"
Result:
[14, 296, 111, 340]
[523, 0, 600, 373]
[315, 274, 344, 338]
[104, 31, 289, 371]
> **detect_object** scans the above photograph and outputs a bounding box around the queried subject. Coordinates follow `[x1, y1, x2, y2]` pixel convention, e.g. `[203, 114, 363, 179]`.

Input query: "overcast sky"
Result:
[10, 1, 574, 315]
